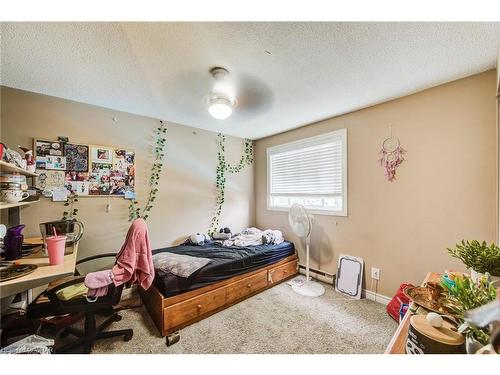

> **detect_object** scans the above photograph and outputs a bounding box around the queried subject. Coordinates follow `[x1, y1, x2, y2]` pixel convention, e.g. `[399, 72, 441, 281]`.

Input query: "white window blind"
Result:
[267, 129, 347, 215]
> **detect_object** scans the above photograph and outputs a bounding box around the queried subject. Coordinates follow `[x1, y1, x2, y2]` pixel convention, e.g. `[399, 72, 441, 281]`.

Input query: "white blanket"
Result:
[222, 227, 284, 247]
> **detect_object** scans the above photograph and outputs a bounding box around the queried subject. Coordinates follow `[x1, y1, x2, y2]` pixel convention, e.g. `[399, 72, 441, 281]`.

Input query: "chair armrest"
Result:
[76, 253, 117, 265]
[74, 253, 117, 276]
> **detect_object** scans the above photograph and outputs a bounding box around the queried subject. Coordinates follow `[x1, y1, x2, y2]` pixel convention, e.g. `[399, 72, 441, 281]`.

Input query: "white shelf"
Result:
[0, 199, 39, 210]
[0, 160, 38, 177]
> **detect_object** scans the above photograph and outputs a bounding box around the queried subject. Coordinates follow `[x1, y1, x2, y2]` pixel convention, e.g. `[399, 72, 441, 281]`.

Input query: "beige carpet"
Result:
[91, 282, 397, 354]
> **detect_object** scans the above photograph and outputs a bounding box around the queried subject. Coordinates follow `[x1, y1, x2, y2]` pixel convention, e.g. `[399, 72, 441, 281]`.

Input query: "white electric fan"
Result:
[288, 203, 325, 297]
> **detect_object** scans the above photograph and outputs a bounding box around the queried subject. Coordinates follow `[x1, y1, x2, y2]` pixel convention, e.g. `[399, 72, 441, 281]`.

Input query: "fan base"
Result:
[292, 280, 325, 297]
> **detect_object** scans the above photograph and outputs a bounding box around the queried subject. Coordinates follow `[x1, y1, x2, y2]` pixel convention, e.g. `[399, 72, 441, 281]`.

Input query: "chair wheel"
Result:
[113, 314, 123, 322]
[124, 332, 133, 341]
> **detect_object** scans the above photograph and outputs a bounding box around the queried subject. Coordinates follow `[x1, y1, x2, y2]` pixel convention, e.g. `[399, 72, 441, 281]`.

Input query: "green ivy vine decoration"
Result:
[209, 133, 254, 232]
[128, 121, 167, 221]
[62, 193, 79, 220]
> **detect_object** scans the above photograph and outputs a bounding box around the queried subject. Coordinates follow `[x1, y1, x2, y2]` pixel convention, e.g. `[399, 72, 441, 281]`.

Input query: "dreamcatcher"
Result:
[378, 126, 405, 182]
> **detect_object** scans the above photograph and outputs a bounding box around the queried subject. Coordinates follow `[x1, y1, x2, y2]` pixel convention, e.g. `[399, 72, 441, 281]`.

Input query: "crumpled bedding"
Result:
[152, 252, 211, 278]
[220, 227, 284, 247]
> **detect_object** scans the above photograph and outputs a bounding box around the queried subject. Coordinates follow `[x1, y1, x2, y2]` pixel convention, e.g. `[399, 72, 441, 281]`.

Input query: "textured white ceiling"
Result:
[1, 22, 499, 139]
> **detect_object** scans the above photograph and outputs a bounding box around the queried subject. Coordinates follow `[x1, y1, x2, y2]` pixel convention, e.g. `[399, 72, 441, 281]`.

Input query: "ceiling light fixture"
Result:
[208, 96, 233, 120]
[207, 67, 234, 120]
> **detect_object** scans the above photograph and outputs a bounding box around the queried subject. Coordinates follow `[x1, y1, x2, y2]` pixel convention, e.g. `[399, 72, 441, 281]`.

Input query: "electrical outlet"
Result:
[371, 267, 380, 280]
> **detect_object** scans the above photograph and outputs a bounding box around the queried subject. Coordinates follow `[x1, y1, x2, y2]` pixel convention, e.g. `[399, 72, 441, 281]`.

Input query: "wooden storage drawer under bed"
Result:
[163, 287, 227, 331]
[140, 255, 298, 337]
[225, 270, 268, 303]
[268, 260, 297, 284]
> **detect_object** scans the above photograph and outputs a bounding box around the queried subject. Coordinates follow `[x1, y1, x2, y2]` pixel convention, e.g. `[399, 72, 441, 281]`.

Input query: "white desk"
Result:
[0, 244, 79, 298]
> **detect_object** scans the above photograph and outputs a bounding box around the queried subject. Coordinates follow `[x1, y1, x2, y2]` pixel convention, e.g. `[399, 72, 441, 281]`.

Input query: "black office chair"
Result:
[27, 253, 133, 354]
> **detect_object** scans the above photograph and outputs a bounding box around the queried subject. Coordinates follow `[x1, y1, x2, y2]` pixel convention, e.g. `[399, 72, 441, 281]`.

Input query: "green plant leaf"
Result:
[129, 121, 167, 221]
[447, 240, 500, 276]
[209, 133, 253, 232]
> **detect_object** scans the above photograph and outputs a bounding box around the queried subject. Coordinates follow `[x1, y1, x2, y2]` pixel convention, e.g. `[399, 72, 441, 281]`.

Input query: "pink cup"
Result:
[46, 235, 67, 265]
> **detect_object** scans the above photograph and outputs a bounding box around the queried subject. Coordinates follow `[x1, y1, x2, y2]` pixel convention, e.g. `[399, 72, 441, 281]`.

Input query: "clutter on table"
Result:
[0, 262, 38, 282]
[399, 269, 499, 354]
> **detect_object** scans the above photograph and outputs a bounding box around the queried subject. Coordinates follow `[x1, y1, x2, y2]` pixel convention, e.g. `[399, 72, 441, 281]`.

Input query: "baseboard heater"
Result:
[298, 264, 335, 285]
[297, 264, 391, 304]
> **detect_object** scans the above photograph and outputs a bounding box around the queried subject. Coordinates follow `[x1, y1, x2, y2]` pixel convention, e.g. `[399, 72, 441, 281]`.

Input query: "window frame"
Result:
[266, 128, 348, 216]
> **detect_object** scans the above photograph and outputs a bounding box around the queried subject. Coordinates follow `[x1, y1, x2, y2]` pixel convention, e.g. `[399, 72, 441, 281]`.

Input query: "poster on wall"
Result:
[64, 143, 89, 172]
[89, 162, 112, 195]
[63, 143, 90, 195]
[35, 169, 66, 195]
[65, 181, 91, 196]
[45, 155, 67, 170]
[34, 140, 64, 169]
[65, 171, 90, 182]
[90, 145, 114, 164]
[110, 149, 135, 196]
[52, 187, 70, 202]
[33, 138, 135, 199]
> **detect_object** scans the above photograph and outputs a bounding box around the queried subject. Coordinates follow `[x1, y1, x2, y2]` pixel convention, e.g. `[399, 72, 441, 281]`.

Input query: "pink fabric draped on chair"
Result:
[84, 218, 155, 298]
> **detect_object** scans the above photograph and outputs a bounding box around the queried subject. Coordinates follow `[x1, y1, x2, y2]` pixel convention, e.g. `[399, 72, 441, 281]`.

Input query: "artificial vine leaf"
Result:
[209, 133, 254, 233]
[61, 193, 79, 221]
[128, 121, 168, 221]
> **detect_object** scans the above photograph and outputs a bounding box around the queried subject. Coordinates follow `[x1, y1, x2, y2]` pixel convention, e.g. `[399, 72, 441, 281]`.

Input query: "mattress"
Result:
[152, 241, 296, 297]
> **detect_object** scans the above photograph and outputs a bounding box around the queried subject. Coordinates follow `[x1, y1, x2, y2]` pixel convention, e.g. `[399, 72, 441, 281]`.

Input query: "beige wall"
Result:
[255, 70, 498, 297]
[0, 87, 254, 261]
[497, 45, 500, 93]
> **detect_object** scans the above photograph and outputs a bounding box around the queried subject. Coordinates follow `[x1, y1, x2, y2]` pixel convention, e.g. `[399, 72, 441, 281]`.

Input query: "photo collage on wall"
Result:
[34, 139, 135, 200]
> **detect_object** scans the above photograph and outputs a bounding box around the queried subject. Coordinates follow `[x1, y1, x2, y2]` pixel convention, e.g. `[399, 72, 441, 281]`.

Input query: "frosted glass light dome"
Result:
[208, 96, 233, 120]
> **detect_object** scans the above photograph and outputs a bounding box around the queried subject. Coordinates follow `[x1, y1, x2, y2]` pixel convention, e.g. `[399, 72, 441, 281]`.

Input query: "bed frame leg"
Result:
[166, 331, 180, 347]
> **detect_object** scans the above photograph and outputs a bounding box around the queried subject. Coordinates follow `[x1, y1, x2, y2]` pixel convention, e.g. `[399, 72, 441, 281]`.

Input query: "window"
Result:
[267, 129, 347, 216]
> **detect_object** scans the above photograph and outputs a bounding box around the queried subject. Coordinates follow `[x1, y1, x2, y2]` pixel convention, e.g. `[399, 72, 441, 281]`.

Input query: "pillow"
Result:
[153, 253, 211, 278]
[189, 232, 210, 246]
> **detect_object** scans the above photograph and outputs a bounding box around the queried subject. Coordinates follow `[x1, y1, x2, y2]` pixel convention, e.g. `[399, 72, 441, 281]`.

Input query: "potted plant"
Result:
[447, 240, 500, 282]
[440, 275, 497, 353]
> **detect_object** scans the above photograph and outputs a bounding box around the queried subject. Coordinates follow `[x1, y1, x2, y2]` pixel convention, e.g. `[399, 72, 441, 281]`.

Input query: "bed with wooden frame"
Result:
[139, 253, 298, 345]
